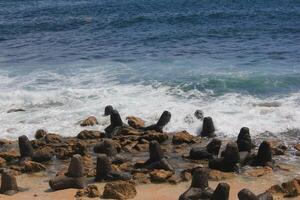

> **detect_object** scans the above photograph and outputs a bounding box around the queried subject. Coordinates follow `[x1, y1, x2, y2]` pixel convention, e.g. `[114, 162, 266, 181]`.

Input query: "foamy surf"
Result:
[0, 72, 299, 139]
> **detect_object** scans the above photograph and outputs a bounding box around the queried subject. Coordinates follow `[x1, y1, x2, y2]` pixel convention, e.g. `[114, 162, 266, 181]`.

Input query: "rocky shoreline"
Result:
[1, 106, 300, 199]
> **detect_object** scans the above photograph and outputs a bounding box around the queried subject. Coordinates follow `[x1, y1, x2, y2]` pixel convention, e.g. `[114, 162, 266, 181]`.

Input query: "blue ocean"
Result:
[0, 0, 300, 139]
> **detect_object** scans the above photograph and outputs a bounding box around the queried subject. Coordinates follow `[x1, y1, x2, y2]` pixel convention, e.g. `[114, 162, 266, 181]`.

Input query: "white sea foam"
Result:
[0, 69, 299, 139]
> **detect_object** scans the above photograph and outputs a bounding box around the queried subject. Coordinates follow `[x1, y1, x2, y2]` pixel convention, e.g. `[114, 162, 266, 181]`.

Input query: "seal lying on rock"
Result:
[49, 154, 86, 191]
[189, 139, 222, 160]
[201, 117, 216, 138]
[18, 135, 52, 163]
[105, 110, 123, 138]
[142, 111, 171, 133]
[138, 141, 173, 171]
[238, 188, 273, 200]
[209, 142, 240, 172]
[95, 154, 132, 182]
[179, 167, 214, 200]
[249, 141, 275, 168]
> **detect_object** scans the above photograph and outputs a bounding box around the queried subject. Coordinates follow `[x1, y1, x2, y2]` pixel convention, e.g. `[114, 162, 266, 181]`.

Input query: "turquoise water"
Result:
[0, 0, 300, 138]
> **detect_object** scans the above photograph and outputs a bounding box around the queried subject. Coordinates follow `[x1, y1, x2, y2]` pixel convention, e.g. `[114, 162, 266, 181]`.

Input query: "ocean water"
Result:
[0, 0, 300, 139]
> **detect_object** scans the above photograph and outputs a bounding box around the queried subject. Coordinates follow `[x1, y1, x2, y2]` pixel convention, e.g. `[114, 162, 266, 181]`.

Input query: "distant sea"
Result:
[0, 0, 300, 139]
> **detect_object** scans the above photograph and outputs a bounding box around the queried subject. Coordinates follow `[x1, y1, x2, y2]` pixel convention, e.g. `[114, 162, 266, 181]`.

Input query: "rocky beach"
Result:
[0, 107, 300, 200]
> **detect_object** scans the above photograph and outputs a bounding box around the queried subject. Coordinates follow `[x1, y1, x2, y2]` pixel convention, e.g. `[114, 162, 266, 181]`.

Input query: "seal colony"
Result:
[0, 105, 300, 199]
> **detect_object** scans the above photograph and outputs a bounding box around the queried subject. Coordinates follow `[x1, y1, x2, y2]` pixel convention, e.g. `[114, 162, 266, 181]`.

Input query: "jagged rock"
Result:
[150, 169, 173, 183]
[35, 129, 47, 139]
[0, 157, 7, 167]
[172, 131, 195, 144]
[0, 151, 19, 162]
[77, 130, 104, 139]
[201, 117, 215, 138]
[142, 111, 171, 133]
[75, 185, 100, 198]
[126, 116, 145, 129]
[142, 131, 169, 143]
[45, 133, 62, 144]
[23, 161, 46, 173]
[80, 116, 99, 126]
[102, 181, 137, 199]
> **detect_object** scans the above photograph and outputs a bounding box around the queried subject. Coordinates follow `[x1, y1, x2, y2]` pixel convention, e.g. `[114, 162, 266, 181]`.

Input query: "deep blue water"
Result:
[1, 0, 300, 138]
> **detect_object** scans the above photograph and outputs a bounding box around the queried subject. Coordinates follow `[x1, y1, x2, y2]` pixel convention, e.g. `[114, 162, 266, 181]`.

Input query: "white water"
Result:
[0, 69, 300, 140]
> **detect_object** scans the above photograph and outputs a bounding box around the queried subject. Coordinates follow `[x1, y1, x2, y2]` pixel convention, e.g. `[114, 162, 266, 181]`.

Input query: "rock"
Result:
[105, 110, 123, 138]
[200, 117, 215, 138]
[49, 154, 86, 191]
[150, 169, 173, 183]
[282, 179, 300, 197]
[142, 131, 169, 143]
[133, 172, 150, 184]
[126, 116, 145, 129]
[35, 129, 47, 139]
[80, 116, 99, 127]
[104, 105, 114, 116]
[179, 167, 213, 200]
[209, 142, 240, 172]
[172, 131, 195, 144]
[77, 130, 104, 139]
[208, 170, 235, 181]
[45, 133, 62, 144]
[0, 170, 19, 195]
[180, 171, 192, 181]
[210, 182, 230, 200]
[23, 161, 46, 173]
[294, 144, 300, 151]
[102, 181, 137, 199]
[237, 127, 252, 152]
[142, 111, 171, 133]
[168, 174, 181, 184]
[75, 185, 100, 198]
[32, 146, 54, 162]
[194, 110, 204, 120]
[7, 108, 25, 113]
[0, 151, 19, 162]
[117, 126, 142, 136]
[246, 167, 273, 177]
[0, 157, 7, 167]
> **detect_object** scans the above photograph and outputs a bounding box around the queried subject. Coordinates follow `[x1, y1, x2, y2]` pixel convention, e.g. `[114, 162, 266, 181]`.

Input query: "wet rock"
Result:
[104, 105, 114, 116]
[150, 169, 173, 183]
[105, 110, 123, 138]
[0, 151, 19, 162]
[189, 139, 221, 160]
[172, 131, 195, 145]
[268, 179, 300, 198]
[0, 157, 7, 167]
[237, 127, 252, 152]
[7, 108, 25, 113]
[75, 185, 100, 198]
[140, 141, 173, 171]
[49, 154, 86, 191]
[250, 141, 274, 168]
[0, 170, 19, 195]
[142, 131, 169, 143]
[208, 170, 235, 181]
[238, 189, 273, 200]
[179, 167, 213, 200]
[102, 181, 137, 199]
[95, 154, 132, 182]
[23, 161, 46, 173]
[209, 142, 240, 172]
[77, 130, 104, 139]
[35, 129, 47, 139]
[194, 110, 204, 120]
[133, 172, 150, 184]
[18, 135, 34, 159]
[142, 111, 171, 133]
[45, 133, 62, 144]
[80, 116, 99, 127]
[126, 116, 145, 129]
[201, 117, 215, 138]
[210, 182, 230, 200]
[117, 126, 142, 136]
[94, 139, 118, 157]
[168, 174, 182, 184]
[246, 167, 273, 177]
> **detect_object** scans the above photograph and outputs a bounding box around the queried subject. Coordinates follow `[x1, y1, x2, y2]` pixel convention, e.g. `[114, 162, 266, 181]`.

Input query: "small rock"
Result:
[77, 130, 104, 139]
[246, 167, 273, 177]
[35, 129, 47, 139]
[102, 181, 137, 199]
[282, 179, 300, 197]
[23, 161, 46, 173]
[75, 185, 100, 198]
[45, 133, 62, 144]
[172, 131, 195, 145]
[208, 170, 235, 181]
[80, 116, 99, 127]
[126, 116, 145, 129]
[0, 157, 7, 167]
[142, 131, 168, 143]
[150, 169, 173, 183]
[133, 172, 151, 184]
